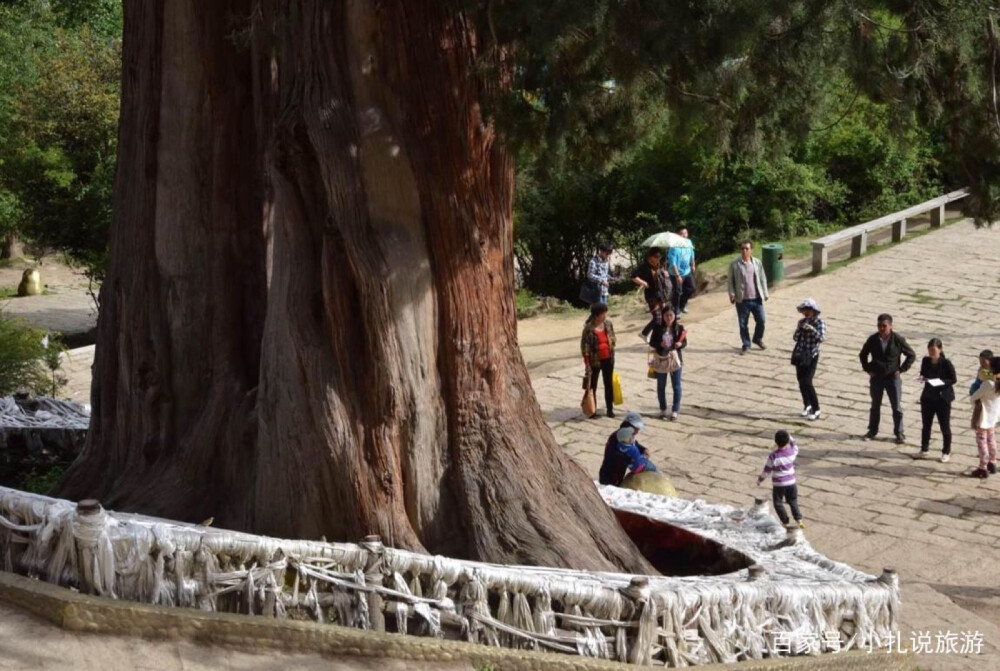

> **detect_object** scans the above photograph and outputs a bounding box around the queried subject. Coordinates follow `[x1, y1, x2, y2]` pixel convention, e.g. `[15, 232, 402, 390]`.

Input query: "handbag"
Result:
[652, 350, 681, 375]
[647, 363, 657, 379]
[579, 279, 601, 305]
[581, 388, 597, 417]
[790, 344, 807, 366]
[612, 372, 624, 405]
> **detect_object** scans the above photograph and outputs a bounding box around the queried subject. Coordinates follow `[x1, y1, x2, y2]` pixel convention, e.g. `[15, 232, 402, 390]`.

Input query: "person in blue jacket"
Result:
[598, 412, 658, 485]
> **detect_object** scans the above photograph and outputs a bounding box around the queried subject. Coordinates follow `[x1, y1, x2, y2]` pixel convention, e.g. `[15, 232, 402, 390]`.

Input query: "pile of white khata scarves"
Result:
[0, 396, 90, 430]
[0, 485, 898, 666]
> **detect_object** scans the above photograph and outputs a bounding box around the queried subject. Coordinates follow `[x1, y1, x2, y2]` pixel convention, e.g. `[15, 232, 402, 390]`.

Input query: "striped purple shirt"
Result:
[758, 439, 799, 487]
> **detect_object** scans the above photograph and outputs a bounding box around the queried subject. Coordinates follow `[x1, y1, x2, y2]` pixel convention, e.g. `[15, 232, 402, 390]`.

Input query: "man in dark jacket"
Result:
[859, 314, 916, 443]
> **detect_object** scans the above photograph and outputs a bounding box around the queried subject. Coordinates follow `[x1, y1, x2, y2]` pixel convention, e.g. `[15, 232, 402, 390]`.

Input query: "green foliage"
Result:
[469, 1, 997, 223]
[514, 288, 539, 319]
[21, 464, 66, 495]
[0, 311, 66, 396]
[0, 1, 120, 280]
[513, 81, 944, 297]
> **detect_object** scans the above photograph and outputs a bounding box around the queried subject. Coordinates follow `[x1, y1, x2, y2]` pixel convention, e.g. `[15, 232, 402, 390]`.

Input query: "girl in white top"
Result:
[968, 357, 1000, 478]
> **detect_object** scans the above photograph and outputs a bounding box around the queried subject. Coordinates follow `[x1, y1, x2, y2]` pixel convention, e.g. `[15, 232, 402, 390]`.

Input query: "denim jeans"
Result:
[735, 298, 766, 348]
[656, 367, 683, 413]
[869, 374, 904, 436]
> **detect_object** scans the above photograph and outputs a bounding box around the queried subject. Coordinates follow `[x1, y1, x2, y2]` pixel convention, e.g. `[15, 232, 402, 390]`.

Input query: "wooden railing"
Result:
[811, 188, 969, 274]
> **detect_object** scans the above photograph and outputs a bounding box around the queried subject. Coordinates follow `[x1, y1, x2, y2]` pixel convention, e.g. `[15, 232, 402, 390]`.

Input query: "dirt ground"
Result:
[0, 256, 92, 294]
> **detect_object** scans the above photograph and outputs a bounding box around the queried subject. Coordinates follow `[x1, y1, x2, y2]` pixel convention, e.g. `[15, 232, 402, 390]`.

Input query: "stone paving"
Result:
[534, 219, 1000, 671]
[0, 602, 473, 671]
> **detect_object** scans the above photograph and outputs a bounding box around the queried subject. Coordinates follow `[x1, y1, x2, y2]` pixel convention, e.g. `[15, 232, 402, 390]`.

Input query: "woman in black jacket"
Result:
[646, 307, 687, 420]
[918, 337, 957, 461]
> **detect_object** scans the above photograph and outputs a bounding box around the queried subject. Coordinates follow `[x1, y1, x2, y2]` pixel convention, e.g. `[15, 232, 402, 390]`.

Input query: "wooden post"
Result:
[361, 535, 385, 632]
[850, 231, 867, 258]
[74, 499, 108, 596]
[811, 242, 828, 275]
[877, 567, 899, 589]
[930, 204, 945, 228]
[891, 218, 906, 242]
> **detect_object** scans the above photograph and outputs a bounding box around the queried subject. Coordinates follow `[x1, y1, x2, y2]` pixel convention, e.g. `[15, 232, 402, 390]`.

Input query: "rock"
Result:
[620, 470, 678, 497]
[16, 268, 42, 297]
[694, 267, 723, 295]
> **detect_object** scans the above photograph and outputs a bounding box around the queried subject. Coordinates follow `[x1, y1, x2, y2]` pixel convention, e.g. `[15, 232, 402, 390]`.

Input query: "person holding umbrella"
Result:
[636, 231, 694, 312]
[631, 247, 670, 311]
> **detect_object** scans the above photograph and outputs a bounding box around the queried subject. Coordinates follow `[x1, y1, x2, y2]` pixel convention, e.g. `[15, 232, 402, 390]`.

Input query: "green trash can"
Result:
[761, 243, 784, 285]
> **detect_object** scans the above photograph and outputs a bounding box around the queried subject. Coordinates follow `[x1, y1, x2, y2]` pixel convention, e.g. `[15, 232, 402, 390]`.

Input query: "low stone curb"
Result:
[0, 571, 914, 671]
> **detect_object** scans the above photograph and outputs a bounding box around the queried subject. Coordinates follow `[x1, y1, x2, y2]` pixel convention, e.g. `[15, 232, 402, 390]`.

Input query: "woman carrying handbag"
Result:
[580, 304, 617, 418]
[646, 307, 687, 420]
[791, 298, 826, 421]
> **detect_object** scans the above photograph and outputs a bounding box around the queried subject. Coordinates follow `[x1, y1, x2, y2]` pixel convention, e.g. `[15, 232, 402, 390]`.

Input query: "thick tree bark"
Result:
[59, 0, 651, 574]
[59, 0, 267, 524]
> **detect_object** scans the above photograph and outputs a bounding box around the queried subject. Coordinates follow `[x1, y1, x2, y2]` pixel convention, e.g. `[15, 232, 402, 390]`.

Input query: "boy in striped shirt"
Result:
[756, 430, 805, 529]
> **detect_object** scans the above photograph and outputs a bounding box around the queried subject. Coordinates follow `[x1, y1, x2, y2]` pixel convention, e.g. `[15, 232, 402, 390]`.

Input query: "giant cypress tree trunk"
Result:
[61, 0, 651, 573]
[59, 0, 267, 525]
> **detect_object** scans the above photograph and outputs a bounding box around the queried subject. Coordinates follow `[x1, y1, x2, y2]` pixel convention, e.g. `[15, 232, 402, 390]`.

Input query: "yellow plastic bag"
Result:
[612, 372, 624, 406]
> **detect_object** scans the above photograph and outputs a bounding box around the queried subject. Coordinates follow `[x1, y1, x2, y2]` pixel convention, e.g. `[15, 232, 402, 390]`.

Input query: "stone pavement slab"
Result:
[534, 219, 1000, 671]
[0, 601, 474, 671]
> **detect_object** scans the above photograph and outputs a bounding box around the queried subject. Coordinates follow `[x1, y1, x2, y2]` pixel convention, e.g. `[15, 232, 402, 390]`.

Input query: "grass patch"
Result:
[817, 222, 948, 275]
[697, 212, 970, 280]
[0, 285, 52, 298]
[698, 233, 821, 277]
[516, 288, 582, 319]
[903, 289, 936, 305]
[515, 288, 540, 318]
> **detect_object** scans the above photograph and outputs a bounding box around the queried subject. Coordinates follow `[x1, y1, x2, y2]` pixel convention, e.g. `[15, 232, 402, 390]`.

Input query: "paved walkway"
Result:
[534, 219, 1000, 671]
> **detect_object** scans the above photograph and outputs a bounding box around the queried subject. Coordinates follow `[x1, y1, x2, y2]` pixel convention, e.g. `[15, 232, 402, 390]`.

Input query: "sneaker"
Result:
[797, 520, 806, 529]
[862, 432, 876, 441]
[917, 450, 929, 459]
[989, 463, 998, 475]
[800, 405, 813, 418]
[681, 306, 690, 313]
[752, 339, 767, 350]
[972, 468, 988, 479]
[895, 433, 906, 445]
[658, 409, 668, 420]
[606, 410, 616, 419]
[807, 410, 821, 421]
[740, 346, 749, 355]
[940, 454, 950, 463]
[670, 411, 678, 421]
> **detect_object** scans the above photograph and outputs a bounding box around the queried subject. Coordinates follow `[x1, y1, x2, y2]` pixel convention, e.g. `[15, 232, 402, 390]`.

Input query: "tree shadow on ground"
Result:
[945, 496, 1000, 517]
